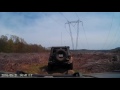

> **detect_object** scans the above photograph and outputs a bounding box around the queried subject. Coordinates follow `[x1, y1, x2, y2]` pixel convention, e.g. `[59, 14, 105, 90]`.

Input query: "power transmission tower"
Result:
[65, 20, 82, 50]
[61, 32, 62, 46]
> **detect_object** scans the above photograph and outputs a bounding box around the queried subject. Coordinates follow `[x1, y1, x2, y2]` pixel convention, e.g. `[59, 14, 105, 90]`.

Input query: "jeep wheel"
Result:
[69, 63, 73, 70]
[48, 64, 53, 71]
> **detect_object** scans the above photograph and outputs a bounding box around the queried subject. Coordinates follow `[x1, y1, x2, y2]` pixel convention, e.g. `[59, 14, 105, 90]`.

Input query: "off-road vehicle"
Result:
[48, 46, 73, 71]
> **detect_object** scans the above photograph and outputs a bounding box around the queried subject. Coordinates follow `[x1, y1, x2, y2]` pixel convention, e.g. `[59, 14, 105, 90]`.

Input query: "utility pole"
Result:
[65, 20, 82, 50]
[61, 32, 62, 46]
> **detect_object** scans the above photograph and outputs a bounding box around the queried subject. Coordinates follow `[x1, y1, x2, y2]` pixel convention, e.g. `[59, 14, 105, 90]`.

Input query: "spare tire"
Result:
[55, 49, 67, 61]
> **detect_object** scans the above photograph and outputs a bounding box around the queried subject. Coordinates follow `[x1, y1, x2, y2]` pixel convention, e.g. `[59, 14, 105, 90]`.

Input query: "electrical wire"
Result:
[75, 12, 89, 49]
[108, 14, 120, 49]
[101, 13, 114, 50]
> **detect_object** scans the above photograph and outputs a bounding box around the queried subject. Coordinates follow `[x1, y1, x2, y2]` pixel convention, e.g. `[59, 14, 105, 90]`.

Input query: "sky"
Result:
[0, 12, 120, 50]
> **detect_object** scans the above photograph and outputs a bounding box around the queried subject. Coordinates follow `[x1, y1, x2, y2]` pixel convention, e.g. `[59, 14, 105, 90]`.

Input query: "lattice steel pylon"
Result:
[65, 20, 82, 50]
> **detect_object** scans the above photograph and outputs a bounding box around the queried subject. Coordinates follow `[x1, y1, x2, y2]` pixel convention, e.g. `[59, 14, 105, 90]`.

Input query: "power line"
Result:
[59, 12, 88, 49]
[75, 12, 83, 47]
[75, 12, 89, 49]
[108, 14, 120, 49]
[110, 14, 120, 49]
[101, 13, 114, 50]
[111, 30, 120, 49]
[46, 12, 84, 49]
[76, 20, 79, 50]
[65, 24, 72, 36]
[75, 13, 80, 49]
[60, 12, 75, 49]
[42, 12, 70, 37]
[66, 21, 74, 49]
[59, 12, 77, 28]
[81, 22, 89, 50]
[75, 12, 80, 20]
[59, 12, 69, 21]
[44, 12, 80, 48]
[42, 12, 63, 26]
[61, 32, 62, 46]
[66, 20, 82, 50]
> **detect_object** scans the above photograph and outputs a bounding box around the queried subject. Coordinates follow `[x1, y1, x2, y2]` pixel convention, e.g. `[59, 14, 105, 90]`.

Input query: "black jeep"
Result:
[48, 46, 73, 71]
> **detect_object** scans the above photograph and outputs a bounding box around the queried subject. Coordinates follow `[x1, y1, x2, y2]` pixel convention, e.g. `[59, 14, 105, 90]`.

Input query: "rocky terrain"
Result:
[0, 52, 120, 75]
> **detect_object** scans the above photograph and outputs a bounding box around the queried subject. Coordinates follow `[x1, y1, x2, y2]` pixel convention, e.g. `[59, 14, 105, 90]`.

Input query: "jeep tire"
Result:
[48, 63, 54, 71]
[69, 63, 73, 70]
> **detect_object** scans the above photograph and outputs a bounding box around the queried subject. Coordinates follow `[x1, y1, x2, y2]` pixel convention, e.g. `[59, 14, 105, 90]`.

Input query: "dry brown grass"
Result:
[0, 52, 120, 74]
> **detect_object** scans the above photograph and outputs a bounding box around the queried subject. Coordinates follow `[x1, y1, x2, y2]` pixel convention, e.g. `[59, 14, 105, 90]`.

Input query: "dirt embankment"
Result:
[0, 52, 120, 74]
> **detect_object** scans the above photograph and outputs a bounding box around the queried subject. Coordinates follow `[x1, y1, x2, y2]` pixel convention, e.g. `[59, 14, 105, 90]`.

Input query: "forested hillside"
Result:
[0, 35, 48, 53]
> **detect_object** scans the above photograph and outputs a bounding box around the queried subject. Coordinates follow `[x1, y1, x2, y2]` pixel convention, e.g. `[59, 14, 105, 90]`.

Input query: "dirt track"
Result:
[0, 52, 120, 74]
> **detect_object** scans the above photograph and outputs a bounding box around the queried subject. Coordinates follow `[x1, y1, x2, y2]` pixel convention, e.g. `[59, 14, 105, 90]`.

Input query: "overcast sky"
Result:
[0, 12, 120, 50]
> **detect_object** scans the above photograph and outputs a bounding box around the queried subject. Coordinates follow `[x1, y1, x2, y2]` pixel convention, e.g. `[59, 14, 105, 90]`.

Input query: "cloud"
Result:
[0, 12, 120, 50]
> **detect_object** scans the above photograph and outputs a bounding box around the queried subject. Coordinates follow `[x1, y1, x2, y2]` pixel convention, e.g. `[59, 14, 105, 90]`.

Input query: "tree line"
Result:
[0, 35, 48, 53]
